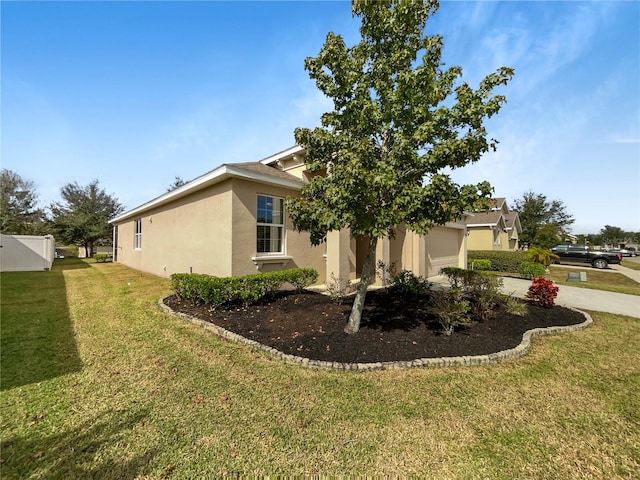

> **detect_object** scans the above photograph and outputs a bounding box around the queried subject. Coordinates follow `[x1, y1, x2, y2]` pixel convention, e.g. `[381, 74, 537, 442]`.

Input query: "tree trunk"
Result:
[85, 242, 91, 258]
[344, 236, 378, 334]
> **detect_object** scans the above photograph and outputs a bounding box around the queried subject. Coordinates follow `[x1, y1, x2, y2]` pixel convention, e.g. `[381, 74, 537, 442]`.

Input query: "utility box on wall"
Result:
[0, 234, 56, 272]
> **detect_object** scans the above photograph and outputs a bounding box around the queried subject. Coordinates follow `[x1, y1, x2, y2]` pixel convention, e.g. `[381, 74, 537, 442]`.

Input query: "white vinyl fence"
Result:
[0, 234, 56, 272]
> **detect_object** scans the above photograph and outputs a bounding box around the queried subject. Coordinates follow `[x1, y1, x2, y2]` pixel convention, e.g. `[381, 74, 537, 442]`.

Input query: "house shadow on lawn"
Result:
[0, 408, 155, 479]
[1, 262, 84, 391]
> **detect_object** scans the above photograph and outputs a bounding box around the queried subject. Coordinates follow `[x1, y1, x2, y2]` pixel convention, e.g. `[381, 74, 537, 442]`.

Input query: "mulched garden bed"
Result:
[163, 288, 587, 364]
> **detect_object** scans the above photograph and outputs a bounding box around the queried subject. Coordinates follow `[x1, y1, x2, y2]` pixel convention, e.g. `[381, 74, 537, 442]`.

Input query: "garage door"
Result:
[424, 226, 461, 277]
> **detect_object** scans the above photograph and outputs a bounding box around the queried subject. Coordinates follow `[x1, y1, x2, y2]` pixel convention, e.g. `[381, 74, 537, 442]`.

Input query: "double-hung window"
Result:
[134, 219, 142, 250]
[256, 195, 284, 254]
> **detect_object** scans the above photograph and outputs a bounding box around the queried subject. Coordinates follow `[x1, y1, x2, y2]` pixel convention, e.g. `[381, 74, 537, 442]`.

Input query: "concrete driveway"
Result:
[501, 268, 640, 318]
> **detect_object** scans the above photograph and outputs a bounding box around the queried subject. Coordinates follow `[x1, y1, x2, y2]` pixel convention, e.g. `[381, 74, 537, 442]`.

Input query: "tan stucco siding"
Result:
[424, 226, 464, 276]
[114, 182, 233, 278]
[467, 228, 496, 251]
[229, 178, 326, 282]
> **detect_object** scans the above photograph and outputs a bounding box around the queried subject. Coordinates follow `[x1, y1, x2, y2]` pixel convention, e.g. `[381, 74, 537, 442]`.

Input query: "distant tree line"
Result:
[1, 169, 123, 257]
[510, 190, 637, 249]
[1, 169, 192, 257]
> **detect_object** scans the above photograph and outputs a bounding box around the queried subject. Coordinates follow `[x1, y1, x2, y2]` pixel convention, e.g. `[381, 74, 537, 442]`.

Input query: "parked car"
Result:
[609, 249, 635, 257]
[550, 244, 623, 269]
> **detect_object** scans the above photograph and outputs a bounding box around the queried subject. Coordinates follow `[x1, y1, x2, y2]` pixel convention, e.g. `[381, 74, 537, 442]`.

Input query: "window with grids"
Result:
[256, 195, 284, 254]
[134, 219, 142, 249]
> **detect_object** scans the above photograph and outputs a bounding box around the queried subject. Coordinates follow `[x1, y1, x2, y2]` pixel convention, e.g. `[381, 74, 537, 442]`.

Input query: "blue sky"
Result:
[2, 0, 639, 234]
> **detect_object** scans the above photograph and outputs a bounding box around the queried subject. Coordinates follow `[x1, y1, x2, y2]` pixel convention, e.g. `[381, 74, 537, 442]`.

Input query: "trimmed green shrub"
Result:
[391, 269, 432, 295]
[519, 261, 546, 279]
[287, 268, 319, 292]
[170, 268, 319, 308]
[440, 267, 477, 289]
[440, 267, 503, 321]
[467, 250, 527, 273]
[469, 259, 491, 271]
[93, 253, 110, 263]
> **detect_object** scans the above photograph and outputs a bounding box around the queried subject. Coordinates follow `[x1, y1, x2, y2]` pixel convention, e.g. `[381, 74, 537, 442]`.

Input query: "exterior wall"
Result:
[423, 225, 466, 276]
[114, 181, 234, 278]
[508, 233, 519, 251]
[467, 228, 495, 251]
[0, 234, 56, 272]
[229, 178, 327, 282]
[468, 226, 519, 251]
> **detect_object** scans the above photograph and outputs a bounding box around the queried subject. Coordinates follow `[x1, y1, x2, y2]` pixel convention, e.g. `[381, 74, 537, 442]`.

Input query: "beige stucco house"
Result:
[466, 197, 521, 251]
[109, 146, 471, 285]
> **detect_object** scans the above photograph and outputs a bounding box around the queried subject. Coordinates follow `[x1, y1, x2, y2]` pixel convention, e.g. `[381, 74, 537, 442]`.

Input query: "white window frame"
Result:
[256, 195, 284, 255]
[492, 227, 501, 247]
[134, 219, 142, 250]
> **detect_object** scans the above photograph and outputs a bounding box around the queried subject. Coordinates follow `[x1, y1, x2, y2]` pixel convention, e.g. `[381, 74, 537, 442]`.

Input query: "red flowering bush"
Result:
[525, 277, 559, 308]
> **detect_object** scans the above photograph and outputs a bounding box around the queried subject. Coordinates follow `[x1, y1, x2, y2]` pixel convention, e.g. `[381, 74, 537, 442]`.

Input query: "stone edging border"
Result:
[158, 295, 593, 371]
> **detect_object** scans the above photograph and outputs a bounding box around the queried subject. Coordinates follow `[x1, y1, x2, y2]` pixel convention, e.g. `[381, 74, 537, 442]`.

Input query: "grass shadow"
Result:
[0, 408, 155, 479]
[51, 256, 92, 271]
[1, 267, 83, 390]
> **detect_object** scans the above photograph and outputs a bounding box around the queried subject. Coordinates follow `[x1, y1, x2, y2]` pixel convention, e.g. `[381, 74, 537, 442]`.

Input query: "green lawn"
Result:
[1, 258, 639, 478]
[622, 260, 640, 271]
[546, 265, 640, 296]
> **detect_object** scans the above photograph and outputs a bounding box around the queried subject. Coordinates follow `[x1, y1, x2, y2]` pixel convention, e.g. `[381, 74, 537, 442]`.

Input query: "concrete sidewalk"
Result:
[500, 276, 640, 318]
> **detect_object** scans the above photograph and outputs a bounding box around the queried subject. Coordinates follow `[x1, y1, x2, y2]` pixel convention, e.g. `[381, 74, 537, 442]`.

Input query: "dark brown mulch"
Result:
[163, 289, 586, 364]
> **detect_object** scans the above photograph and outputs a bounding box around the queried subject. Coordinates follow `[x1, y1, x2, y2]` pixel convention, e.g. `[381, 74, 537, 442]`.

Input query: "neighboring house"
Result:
[466, 197, 521, 251]
[109, 145, 471, 285]
[77, 244, 113, 258]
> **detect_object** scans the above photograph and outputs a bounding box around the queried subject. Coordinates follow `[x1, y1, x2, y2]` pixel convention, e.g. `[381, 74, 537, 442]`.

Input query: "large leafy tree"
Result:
[0, 169, 48, 235]
[513, 191, 574, 249]
[286, 0, 513, 333]
[599, 225, 626, 248]
[50, 180, 124, 257]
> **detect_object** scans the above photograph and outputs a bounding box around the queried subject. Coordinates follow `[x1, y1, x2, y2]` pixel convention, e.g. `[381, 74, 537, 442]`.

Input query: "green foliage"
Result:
[525, 246, 559, 267]
[513, 191, 574, 248]
[93, 253, 110, 263]
[170, 268, 319, 308]
[599, 225, 626, 247]
[470, 259, 492, 271]
[391, 269, 432, 295]
[376, 260, 397, 288]
[428, 288, 472, 335]
[466, 274, 503, 322]
[467, 250, 528, 273]
[326, 273, 353, 305]
[284, 0, 512, 332]
[49, 180, 124, 258]
[287, 0, 512, 245]
[526, 277, 559, 308]
[519, 261, 547, 279]
[0, 169, 48, 235]
[440, 267, 503, 321]
[440, 267, 476, 289]
[503, 294, 528, 316]
[166, 176, 187, 192]
[287, 268, 319, 292]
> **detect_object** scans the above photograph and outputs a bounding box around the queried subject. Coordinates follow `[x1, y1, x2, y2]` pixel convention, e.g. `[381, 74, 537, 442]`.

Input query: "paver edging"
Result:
[158, 295, 593, 371]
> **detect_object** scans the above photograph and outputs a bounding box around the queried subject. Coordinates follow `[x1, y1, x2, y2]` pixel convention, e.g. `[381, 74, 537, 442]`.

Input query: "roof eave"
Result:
[259, 145, 304, 166]
[109, 164, 303, 224]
